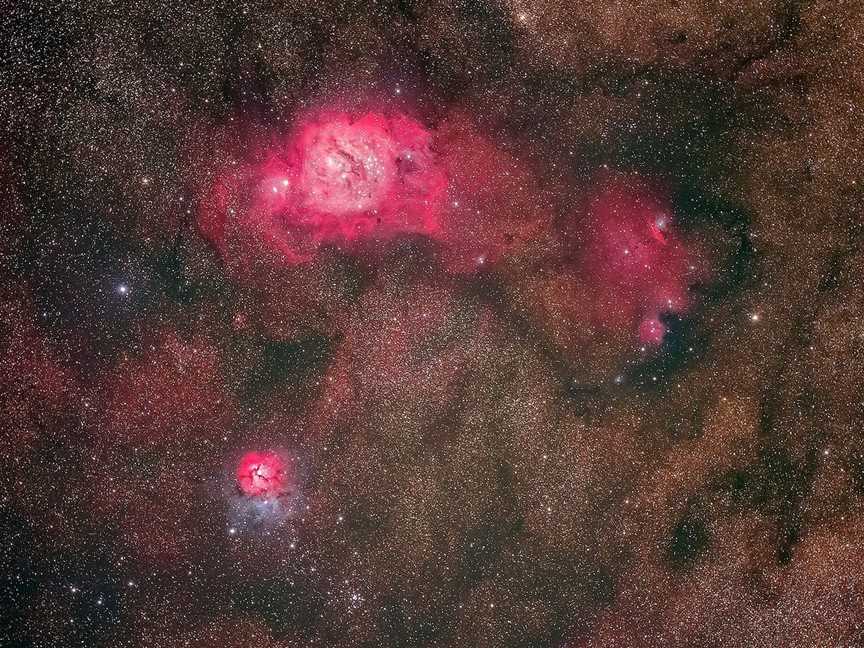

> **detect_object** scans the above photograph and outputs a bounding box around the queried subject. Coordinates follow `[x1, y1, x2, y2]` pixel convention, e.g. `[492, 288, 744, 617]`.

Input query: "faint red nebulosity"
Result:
[236, 451, 291, 498]
[198, 110, 447, 268]
[572, 172, 709, 346]
[433, 113, 556, 274]
[101, 332, 236, 444]
[512, 170, 714, 378]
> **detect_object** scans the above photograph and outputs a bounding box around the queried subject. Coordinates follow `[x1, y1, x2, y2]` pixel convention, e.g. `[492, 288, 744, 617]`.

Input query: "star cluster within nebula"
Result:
[200, 111, 447, 266]
[3, 2, 864, 647]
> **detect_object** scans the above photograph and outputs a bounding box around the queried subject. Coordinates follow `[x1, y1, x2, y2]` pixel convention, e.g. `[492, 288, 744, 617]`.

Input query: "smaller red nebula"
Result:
[515, 170, 714, 378]
[236, 451, 290, 498]
[638, 315, 667, 346]
[572, 173, 708, 346]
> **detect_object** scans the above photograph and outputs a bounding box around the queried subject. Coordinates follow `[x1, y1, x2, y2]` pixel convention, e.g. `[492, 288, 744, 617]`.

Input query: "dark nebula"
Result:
[2, 1, 863, 647]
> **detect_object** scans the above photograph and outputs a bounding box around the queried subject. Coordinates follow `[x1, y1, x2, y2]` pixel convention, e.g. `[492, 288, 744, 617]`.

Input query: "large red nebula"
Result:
[198, 108, 713, 358]
[236, 451, 291, 498]
[199, 111, 447, 267]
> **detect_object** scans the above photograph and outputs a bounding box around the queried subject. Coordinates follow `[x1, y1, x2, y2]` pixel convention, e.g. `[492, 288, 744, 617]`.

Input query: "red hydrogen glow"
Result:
[433, 114, 556, 273]
[198, 111, 447, 266]
[236, 451, 290, 498]
[295, 114, 398, 216]
[573, 173, 708, 346]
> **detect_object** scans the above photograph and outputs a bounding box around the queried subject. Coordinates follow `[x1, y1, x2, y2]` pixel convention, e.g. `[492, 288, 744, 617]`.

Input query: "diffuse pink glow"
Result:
[236, 451, 291, 498]
[574, 173, 707, 346]
[199, 108, 712, 351]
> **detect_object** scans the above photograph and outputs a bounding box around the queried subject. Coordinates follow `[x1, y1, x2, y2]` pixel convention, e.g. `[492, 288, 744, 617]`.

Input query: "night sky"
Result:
[2, 1, 864, 646]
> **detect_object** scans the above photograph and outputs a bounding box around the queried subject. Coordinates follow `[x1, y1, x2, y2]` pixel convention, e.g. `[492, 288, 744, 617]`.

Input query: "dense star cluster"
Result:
[1, 1, 863, 647]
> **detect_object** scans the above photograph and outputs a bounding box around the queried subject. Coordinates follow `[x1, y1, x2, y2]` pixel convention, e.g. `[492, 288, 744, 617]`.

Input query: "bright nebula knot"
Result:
[296, 114, 398, 215]
[236, 451, 290, 498]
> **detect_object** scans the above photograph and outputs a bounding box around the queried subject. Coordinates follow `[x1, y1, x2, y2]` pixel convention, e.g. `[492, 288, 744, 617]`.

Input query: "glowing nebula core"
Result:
[296, 114, 399, 216]
[199, 111, 447, 266]
[236, 451, 291, 498]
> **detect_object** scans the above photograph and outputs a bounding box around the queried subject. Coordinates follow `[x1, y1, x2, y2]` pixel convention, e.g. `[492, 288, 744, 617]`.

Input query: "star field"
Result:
[2, 1, 864, 647]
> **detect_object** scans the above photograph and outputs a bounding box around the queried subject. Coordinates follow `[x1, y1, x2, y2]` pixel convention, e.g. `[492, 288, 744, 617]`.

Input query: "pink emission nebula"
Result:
[236, 450, 292, 498]
[10, 3, 857, 645]
[199, 111, 447, 266]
